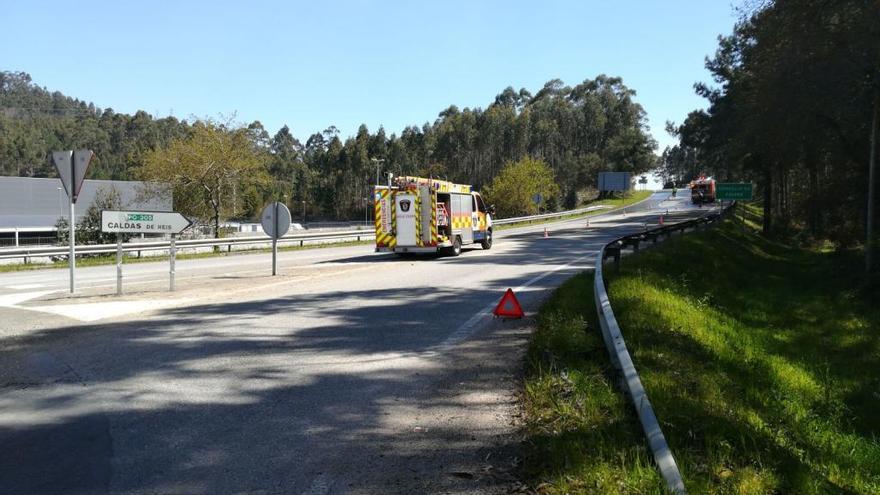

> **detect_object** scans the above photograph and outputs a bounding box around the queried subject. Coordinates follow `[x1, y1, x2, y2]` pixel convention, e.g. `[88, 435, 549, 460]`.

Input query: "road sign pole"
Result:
[116, 233, 123, 295]
[272, 238, 278, 276]
[272, 201, 279, 276]
[69, 199, 75, 294]
[169, 235, 176, 291]
[260, 201, 291, 276]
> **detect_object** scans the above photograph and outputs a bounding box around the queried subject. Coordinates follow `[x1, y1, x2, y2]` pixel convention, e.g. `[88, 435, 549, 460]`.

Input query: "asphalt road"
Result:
[0, 190, 710, 494]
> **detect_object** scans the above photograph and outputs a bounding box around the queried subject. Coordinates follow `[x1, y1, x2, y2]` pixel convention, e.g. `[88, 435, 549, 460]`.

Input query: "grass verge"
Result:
[495, 190, 653, 231]
[522, 205, 880, 494]
[521, 273, 667, 493]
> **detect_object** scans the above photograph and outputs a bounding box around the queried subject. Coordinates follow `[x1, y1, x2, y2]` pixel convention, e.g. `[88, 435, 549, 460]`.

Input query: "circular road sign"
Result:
[261, 202, 292, 240]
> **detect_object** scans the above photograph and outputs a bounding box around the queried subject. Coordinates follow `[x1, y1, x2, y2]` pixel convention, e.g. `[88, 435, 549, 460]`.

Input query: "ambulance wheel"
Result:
[480, 229, 493, 250]
[445, 236, 462, 257]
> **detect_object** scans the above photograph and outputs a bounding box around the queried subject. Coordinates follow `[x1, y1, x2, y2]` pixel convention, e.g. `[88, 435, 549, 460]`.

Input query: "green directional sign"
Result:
[717, 183, 753, 201]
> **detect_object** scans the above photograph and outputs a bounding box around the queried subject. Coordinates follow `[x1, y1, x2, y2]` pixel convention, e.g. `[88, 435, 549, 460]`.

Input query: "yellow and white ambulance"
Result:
[374, 176, 494, 256]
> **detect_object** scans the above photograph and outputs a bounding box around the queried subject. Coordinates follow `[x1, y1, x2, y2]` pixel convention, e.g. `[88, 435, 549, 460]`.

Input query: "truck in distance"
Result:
[690, 175, 716, 204]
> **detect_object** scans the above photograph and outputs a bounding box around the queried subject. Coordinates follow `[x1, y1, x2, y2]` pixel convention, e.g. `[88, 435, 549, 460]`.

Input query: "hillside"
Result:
[0, 71, 657, 220]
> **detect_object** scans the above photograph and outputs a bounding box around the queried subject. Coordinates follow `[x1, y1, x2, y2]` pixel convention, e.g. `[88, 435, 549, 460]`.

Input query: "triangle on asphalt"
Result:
[493, 288, 524, 319]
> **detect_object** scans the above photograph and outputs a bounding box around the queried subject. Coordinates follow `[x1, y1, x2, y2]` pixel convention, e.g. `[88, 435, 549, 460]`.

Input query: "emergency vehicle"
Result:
[374, 176, 494, 256]
[690, 175, 716, 204]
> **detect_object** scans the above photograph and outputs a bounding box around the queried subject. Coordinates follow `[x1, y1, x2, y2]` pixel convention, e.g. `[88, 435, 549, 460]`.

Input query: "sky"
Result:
[2, 1, 737, 154]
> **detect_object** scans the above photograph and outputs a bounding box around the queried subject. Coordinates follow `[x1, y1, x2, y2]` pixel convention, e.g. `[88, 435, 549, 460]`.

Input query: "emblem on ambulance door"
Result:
[400, 200, 411, 212]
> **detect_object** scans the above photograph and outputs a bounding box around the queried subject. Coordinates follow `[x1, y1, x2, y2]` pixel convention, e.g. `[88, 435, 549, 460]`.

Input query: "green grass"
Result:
[0, 239, 373, 273]
[521, 274, 668, 494]
[522, 205, 880, 494]
[495, 190, 653, 231]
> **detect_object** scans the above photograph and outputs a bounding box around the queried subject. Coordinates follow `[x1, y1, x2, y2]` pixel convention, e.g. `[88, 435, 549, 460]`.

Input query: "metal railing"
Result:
[0, 229, 375, 261]
[0, 198, 637, 262]
[592, 204, 733, 494]
[492, 205, 610, 225]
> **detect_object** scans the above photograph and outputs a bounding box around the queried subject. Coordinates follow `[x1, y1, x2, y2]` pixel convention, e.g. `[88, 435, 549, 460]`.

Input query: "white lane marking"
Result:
[439, 253, 594, 349]
[2, 265, 372, 323]
[0, 290, 59, 307]
[21, 299, 191, 322]
[4, 284, 45, 290]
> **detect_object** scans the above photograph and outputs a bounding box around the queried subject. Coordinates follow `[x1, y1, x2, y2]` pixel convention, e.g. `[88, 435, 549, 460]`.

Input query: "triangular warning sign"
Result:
[493, 288, 524, 319]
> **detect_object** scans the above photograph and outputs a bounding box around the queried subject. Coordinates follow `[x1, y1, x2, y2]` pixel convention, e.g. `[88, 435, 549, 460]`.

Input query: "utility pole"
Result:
[371, 158, 385, 187]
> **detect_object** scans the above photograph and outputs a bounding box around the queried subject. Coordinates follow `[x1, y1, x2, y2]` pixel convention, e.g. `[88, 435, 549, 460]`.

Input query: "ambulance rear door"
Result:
[451, 192, 473, 244]
[395, 191, 418, 246]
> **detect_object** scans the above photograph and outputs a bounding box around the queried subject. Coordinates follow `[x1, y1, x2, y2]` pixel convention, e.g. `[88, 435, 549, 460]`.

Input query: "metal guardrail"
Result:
[492, 204, 610, 225]
[0, 229, 375, 261]
[592, 204, 733, 494]
[0, 202, 625, 262]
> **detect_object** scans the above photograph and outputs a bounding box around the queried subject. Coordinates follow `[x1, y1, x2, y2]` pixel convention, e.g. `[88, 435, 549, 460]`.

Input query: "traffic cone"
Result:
[543, 227, 549, 238]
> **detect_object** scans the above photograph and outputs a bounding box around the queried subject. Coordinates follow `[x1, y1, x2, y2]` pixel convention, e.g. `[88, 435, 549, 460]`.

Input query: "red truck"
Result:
[690, 176, 716, 204]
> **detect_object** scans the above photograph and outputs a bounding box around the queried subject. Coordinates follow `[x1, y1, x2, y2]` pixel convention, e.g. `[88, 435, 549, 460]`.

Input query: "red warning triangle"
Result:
[493, 288, 524, 319]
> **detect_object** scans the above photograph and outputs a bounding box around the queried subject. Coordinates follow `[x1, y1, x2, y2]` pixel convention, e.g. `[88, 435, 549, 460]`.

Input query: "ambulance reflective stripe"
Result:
[389, 196, 397, 248]
[430, 193, 439, 245]
[413, 188, 423, 247]
[451, 214, 473, 229]
[374, 188, 395, 247]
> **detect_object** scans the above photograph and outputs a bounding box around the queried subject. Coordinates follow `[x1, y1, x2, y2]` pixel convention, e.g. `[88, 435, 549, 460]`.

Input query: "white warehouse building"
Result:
[0, 176, 172, 246]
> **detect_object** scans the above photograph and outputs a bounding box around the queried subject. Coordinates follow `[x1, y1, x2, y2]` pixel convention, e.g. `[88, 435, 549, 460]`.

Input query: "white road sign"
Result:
[102, 210, 192, 234]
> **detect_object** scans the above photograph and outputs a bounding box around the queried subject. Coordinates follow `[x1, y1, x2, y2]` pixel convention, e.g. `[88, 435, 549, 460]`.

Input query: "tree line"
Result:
[658, 0, 879, 270]
[1, 70, 657, 224]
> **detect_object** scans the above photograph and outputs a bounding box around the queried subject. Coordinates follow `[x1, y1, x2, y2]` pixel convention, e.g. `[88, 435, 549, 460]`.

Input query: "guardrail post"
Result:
[613, 245, 621, 272]
[169, 235, 176, 292]
[116, 233, 123, 296]
[14, 228, 19, 247]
